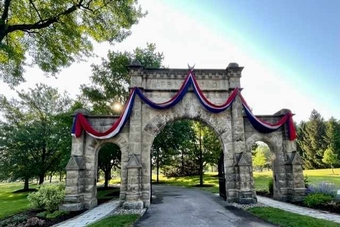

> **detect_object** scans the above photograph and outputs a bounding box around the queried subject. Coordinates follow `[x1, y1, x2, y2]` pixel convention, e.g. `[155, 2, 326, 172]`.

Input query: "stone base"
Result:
[84, 198, 97, 209]
[122, 200, 144, 210]
[59, 203, 84, 212]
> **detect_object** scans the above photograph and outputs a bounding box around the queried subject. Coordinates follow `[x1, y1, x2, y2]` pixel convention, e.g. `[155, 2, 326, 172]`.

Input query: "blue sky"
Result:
[1, 0, 339, 122]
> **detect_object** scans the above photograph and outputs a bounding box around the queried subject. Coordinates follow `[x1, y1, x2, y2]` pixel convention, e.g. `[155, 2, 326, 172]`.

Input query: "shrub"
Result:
[304, 193, 332, 207]
[0, 214, 28, 227]
[307, 182, 337, 198]
[304, 175, 310, 188]
[46, 210, 68, 219]
[268, 178, 274, 195]
[27, 184, 65, 212]
[24, 217, 45, 227]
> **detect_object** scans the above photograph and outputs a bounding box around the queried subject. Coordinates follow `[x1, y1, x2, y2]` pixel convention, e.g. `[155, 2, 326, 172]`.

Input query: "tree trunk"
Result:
[156, 158, 160, 183]
[24, 177, 29, 191]
[199, 126, 203, 186]
[104, 170, 110, 188]
[331, 165, 334, 174]
[39, 174, 44, 184]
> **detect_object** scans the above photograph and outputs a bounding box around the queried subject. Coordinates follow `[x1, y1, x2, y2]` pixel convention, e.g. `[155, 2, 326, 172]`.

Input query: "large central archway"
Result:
[61, 64, 305, 211]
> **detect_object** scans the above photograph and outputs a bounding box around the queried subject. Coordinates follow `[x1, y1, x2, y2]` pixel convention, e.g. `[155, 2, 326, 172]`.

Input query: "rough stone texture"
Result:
[61, 65, 305, 211]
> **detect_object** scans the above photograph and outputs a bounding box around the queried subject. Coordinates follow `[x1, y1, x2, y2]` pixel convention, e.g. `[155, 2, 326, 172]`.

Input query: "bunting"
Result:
[72, 69, 297, 140]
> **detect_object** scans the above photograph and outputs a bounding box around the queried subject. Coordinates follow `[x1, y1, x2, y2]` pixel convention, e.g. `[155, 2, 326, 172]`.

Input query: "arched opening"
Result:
[96, 143, 122, 204]
[251, 141, 276, 197]
[150, 119, 224, 201]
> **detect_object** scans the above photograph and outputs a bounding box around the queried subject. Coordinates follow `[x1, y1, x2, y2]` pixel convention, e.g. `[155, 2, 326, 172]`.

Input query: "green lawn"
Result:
[152, 168, 340, 192]
[87, 214, 140, 227]
[248, 207, 340, 227]
[0, 183, 37, 219]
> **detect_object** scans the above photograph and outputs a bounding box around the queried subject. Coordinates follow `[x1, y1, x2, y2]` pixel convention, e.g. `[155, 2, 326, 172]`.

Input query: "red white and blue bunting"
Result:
[72, 69, 297, 140]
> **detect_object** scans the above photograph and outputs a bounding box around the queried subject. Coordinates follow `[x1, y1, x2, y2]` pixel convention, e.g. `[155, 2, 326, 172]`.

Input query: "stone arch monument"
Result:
[60, 63, 305, 211]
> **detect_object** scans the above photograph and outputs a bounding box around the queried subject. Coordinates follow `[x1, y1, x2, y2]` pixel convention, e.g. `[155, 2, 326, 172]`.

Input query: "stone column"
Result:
[122, 154, 144, 209]
[60, 155, 86, 211]
[228, 63, 256, 204]
[123, 62, 144, 208]
[60, 109, 89, 211]
[284, 140, 306, 202]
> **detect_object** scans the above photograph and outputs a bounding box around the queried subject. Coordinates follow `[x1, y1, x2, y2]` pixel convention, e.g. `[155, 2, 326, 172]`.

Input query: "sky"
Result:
[1, 0, 340, 122]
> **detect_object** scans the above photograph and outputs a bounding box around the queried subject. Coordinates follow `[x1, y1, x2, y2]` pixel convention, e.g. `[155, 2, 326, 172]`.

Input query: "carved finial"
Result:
[187, 63, 195, 71]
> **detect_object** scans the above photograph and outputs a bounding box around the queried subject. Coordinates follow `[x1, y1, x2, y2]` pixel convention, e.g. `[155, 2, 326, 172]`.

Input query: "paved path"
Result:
[53, 200, 119, 227]
[257, 196, 340, 224]
[136, 185, 275, 227]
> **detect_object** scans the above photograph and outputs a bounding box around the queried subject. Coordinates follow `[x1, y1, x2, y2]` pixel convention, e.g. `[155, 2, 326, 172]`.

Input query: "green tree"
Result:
[324, 117, 340, 160]
[0, 84, 73, 187]
[152, 120, 195, 183]
[0, 0, 144, 86]
[253, 150, 266, 171]
[322, 148, 339, 174]
[298, 109, 327, 169]
[192, 121, 221, 186]
[98, 143, 121, 188]
[81, 43, 164, 114]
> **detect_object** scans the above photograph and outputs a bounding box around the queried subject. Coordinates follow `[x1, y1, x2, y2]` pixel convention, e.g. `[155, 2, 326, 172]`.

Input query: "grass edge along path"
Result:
[248, 207, 340, 227]
[87, 214, 140, 227]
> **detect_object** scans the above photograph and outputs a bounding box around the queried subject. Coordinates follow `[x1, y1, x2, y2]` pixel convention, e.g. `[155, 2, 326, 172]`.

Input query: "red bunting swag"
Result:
[71, 69, 297, 140]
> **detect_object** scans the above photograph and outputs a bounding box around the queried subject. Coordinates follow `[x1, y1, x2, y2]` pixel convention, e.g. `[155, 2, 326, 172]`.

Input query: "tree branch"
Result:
[6, 3, 79, 34]
[29, 0, 43, 21]
[1, 0, 11, 21]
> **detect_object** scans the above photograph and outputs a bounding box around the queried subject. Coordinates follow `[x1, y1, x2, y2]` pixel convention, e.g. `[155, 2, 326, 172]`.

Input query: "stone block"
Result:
[122, 200, 144, 210]
[59, 203, 85, 212]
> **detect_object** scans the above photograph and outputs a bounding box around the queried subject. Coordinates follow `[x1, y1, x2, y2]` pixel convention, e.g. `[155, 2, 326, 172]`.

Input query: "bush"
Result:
[0, 214, 27, 227]
[24, 217, 45, 227]
[307, 182, 337, 198]
[268, 178, 274, 195]
[46, 210, 68, 219]
[303, 193, 333, 207]
[27, 184, 65, 212]
[304, 175, 310, 188]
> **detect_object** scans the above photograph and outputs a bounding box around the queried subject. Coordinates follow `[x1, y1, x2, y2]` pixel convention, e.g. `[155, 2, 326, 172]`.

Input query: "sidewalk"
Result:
[53, 200, 120, 227]
[257, 196, 340, 224]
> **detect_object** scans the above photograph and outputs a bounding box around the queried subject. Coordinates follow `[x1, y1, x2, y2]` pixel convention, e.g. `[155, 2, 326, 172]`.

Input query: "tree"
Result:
[81, 43, 164, 114]
[322, 148, 339, 174]
[98, 143, 121, 188]
[324, 117, 340, 160]
[253, 150, 266, 171]
[152, 120, 195, 182]
[0, 84, 73, 187]
[0, 0, 144, 86]
[298, 109, 327, 169]
[192, 121, 221, 186]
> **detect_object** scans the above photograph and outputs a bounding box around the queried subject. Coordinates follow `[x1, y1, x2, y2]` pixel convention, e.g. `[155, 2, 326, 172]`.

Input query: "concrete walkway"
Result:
[53, 200, 120, 227]
[53, 192, 340, 227]
[257, 196, 340, 224]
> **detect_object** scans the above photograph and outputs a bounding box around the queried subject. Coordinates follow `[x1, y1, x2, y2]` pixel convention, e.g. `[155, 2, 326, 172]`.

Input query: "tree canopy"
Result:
[0, 0, 144, 86]
[0, 84, 73, 188]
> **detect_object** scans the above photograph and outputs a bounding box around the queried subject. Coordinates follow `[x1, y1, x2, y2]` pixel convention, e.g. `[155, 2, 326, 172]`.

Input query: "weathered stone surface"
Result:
[61, 65, 304, 211]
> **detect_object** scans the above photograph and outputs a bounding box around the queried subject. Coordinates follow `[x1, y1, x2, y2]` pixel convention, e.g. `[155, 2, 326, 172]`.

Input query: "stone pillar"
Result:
[60, 156, 86, 211]
[284, 140, 306, 202]
[123, 62, 144, 208]
[60, 109, 89, 211]
[122, 154, 144, 209]
[228, 63, 256, 204]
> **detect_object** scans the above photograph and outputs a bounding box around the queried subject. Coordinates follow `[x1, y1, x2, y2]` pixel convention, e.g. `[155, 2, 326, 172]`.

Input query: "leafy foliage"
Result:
[268, 178, 274, 195]
[303, 193, 333, 207]
[0, 84, 73, 187]
[27, 184, 65, 212]
[0, 0, 144, 86]
[322, 148, 339, 174]
[297, 110, 327, 169]
[98, 143, 121, 188]
[307, 182, 337, 198]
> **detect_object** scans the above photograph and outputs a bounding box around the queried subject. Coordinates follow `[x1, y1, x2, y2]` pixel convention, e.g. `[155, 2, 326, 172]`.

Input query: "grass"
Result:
[0, 182, 37, 219]
[151, 168, 340, 193]
[248, 207, 340, 227]
[87, 214, 140, 227]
